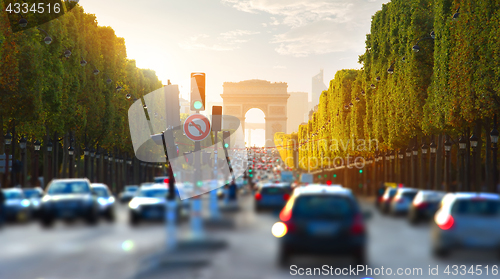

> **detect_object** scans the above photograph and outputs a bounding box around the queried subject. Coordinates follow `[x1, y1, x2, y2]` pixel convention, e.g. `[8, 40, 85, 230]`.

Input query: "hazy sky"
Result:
[80, 0, 389, 103]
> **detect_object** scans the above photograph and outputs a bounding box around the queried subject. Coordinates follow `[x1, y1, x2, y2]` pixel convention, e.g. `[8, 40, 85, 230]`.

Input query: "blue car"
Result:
[2, 188, 31, 222]
[254, 182, 291, 212]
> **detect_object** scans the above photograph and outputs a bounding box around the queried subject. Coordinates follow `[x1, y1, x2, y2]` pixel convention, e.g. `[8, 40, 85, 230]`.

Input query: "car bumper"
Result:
[282, 235, 366, 254]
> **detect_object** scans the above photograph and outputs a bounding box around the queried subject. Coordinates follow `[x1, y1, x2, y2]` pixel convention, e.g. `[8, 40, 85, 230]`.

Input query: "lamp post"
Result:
[95, 149, 101, 183]
[384, 151, 389, 182]
[470, 133, 479, 192]
[19, 136, 27, 187]
[90, 148, 95, 182]
[33, 140, 41, 186]
[421, 141, 429, 189]
[444, 136, 452, 192]
[3, 131, 12, 188]
[459, 135, 467, 191]
[390, 150, 395, 182]
[491, 123, 499, 193]
[108, 154, 114, 192]
[68, 145, 75, 178]
[412, 144, 418, 188]
[83, 146, 89, 178]
[398, 149, 404, 184]
[127, 158, 133, 185]
[406, 147, 412, 186]
[429, 139, 437, 190]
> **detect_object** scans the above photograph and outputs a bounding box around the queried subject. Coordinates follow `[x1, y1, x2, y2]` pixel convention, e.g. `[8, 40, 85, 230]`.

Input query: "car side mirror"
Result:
[362, 210, 372, 220]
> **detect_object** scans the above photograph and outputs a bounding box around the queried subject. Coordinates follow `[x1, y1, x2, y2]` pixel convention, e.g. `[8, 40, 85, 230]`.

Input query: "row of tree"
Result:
[0, 3, 163, 185]
[275, 0, 500, 178]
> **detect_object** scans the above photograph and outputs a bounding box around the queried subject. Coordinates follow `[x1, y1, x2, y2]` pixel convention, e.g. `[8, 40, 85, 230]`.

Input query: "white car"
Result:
[389, 188, 419, 215]
[119, 185, 139, 203]
[91, 183, 115, 221]
[432, 192, 500, 258]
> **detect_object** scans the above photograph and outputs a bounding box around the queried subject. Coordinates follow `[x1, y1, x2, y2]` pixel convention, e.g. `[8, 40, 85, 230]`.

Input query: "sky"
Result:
[79, 0, 389, 146]
[79, 0, 389, 102]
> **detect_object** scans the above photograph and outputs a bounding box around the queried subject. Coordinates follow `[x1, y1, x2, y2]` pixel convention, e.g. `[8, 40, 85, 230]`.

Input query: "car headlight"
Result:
[129, 201, 140, 210]
[109, 196, 115, 203]
[21, 199, 31, 207]
[98, 197, 108, 206]
[31, 200, 41, 207]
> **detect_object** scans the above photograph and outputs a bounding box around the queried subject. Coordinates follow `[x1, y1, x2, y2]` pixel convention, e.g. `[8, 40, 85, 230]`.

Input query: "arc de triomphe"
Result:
[221, 80, 289, 147]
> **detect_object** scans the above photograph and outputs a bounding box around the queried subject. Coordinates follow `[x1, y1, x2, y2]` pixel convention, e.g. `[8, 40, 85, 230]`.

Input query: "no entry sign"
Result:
[183, 114, 211, 141]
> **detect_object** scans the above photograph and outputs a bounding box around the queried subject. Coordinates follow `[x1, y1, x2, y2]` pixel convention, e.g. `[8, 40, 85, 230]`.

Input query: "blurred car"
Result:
[254, 182, 292, 212]
[408, 190, 446, 224]
[40, 178, 100, 227]
[119, 185, 139, 203]
[389, 188, 419, 216]
[375, 182, 398, 208]
[432, 192, 500, 258]
[128, 185, 180, 225]
[1, 188, 31, 222]
[275, 185, 370, 266]
[91, 183, 115, 221]
[380, 187, 398, 214]
[154, 176, 169, 184]
[22, 187, 43, 218]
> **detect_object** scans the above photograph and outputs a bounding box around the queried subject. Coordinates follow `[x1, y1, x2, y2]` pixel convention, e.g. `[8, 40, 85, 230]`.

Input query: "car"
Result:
[1, 188, 31, 222]
[389, 188, 419, 216]
[380, 187, 398, 214]
[154, 176, 169, 184]
[22, 187, 44, 218]
[375, 182, 398, 209]
[274, 185, 370, 266]
[254, 182, 292, 212]
[128, 185, 180, 225]
[432, 192, 500, 258]
[408, 190, 446, 224]
[91, 183, 115, 221]
[119, 185, 139, 203]
[40, 178, 100, 227]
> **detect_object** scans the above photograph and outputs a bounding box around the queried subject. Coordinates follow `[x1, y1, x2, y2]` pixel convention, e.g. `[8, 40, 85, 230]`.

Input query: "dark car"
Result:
[254, 182, 292, 212]
[274, 185, 370, 266]
[22, 187, 44, 218]
[380, 187, 398, 214]
[40, 178, 100, 227]
[1, 188, 31, 222]
[119, 185, 139, 204]
[408, 190, 446, 224]
[91, 183, 115, 222]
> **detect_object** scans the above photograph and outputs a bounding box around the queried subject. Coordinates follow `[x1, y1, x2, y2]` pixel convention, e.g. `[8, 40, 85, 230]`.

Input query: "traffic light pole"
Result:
[210, 131, 221, 219]
[161, 128, 178, 251]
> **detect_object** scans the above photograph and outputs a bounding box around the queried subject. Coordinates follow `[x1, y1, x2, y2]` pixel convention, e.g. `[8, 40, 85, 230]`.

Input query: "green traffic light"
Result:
[249, 169, 252, 173]
[224, 143, 229, 148]
[324, 174, 327, 178]
[193, 101, 203, 110]
[359, 170, 363, 174]
[333, 174, 337, 178]
[197, 181, 203, 186]
[249, 174, 253, 177]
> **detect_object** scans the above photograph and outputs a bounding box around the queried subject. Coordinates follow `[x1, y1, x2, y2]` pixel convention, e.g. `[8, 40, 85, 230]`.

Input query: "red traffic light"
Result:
[326, 180, 332, 186]
[164, 178, 170, 184]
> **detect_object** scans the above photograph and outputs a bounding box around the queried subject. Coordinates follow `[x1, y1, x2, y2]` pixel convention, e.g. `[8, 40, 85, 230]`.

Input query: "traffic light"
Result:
[184, 152, 194, 165]
[359, 169, 363, 174]
[190, 72, 205, 111]
[222, 131, 230, 149]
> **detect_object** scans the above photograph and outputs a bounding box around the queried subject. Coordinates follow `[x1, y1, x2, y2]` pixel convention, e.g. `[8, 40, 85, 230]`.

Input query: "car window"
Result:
[23, 189, 42, 198]
[93, 187, 109, 197]
[292, 195, 355, 219]
[402, 192, 418, 200]
[3, 191, 23, 200]
[138, 189, 168, 198]
[384, 188, 396, 198]
[452, 199, 500, 216]
[48, 181, 91, 195]
[261, 187, 285, 195]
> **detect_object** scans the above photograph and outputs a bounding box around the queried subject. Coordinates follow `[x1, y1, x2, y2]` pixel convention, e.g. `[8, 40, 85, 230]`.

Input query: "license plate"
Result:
[308, 222, 339, 236]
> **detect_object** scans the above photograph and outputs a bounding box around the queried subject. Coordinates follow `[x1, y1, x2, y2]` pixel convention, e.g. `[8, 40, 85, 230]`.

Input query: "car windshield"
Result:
[23, 189, 41, 198]
[47, 181, 91, 195]
[3, 191, 23, 200]
[292, 195, 355, 219]
[402, 192, 418, 200]
[125, 186, 138, 192]
[138, 188, 168, 198]
[452, 199, 500, 216]
[93, 187, 109, 197]
[261, 187, 285, 195]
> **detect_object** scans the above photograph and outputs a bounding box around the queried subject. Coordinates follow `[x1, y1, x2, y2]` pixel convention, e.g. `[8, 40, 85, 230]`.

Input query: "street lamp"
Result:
[469, 134, 479, 148]
[444, 136, 452, 192]
[4, 131, 12, 145]
[34, 140, 41, 151]
[19, 136, 27, 150]
[470, 133, 479, 191]
[68, 146, 74, 156]
[453, 7, 460, 20]
[37, 28, 52, 45]
[491, 124, 499, 193]
[370, 84, 376, 89]
[3, 131, 12, 187]
[421, 143, 428, 155]
[18, 17, 28, 28]
[429, 139, 437, 190]
[459, 135, 466, 191]
[46, 140, 53, 152]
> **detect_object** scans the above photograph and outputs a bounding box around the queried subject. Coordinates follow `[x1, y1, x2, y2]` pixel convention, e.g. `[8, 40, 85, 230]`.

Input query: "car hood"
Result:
[129, 197, 165, 205]
[43, 194, 92, 202]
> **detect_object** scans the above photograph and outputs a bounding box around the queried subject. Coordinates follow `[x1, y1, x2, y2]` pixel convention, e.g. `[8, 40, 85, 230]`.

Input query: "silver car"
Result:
[389, 188, 419, 216]
[432, 192, 500, 258]
[91, 183, 115, 222]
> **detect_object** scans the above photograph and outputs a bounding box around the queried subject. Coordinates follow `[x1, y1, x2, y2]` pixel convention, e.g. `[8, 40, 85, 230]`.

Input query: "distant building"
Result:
[179, 97, 190, 114]
[287, 92, 309, 134]
[311, 69, 327, 108]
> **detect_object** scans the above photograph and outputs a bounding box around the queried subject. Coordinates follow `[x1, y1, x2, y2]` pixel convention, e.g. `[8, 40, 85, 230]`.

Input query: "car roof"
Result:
[91, 183, 109, 188]
[294, 185, 352, 196]
[50, 178, 90, 183]
[2, 188, 23, 192]
[140, 184, 169, 190]
[452, 192, 500, 200]
[125, 185, 139, 188]
[397, 187, 418, 192]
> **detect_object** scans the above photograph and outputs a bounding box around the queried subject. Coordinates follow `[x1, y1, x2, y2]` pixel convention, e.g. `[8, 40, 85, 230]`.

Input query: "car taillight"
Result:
[435, 213, 454, 230]
[283, 193, 290, 201]
[255, 193, 262, 201]
[414, 202, 428, 209]
[350, 213, 365, 235]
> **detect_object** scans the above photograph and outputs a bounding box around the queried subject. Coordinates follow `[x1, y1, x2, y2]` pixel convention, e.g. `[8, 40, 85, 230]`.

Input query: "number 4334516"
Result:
[444, 265, 498, 276]
[5, 2, 61, 14]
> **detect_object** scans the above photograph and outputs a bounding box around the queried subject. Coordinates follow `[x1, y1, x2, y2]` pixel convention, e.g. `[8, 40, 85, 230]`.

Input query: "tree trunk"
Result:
[474, 121, 482, 192]
[485, 120, 492, 192]
[436, 134, 444, 190]
[62, 133, 68, 178]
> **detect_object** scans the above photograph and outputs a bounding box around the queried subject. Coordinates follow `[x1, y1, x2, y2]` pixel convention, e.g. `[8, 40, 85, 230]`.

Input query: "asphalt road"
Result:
[1, 195, 500, 279]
